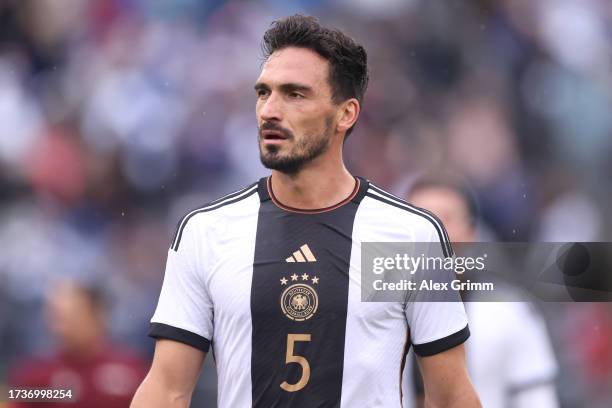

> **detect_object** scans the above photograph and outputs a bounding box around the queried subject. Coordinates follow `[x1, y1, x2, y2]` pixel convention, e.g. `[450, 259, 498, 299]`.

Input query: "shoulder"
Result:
[361, 181, 452, 255]
[170, 181, 259, 251]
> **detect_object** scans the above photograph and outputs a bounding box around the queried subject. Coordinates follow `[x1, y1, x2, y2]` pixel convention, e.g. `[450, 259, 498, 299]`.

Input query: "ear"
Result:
[336, 98, 360, 134]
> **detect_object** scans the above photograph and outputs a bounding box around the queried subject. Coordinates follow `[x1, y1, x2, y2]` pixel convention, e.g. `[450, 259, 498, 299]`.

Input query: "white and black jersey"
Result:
[149, 176, 469, 408]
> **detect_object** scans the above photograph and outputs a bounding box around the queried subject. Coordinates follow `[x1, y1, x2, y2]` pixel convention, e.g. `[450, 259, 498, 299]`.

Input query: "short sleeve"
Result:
[406, 301, 469, 357]
[149, 216, 213, 352]
[405, 224, 469, 357]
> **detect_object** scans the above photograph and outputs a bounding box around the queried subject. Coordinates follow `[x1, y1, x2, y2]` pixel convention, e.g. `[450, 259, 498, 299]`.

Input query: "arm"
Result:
[417, 344, 481, 408]
[134, 213, 214, 407]
[131, 339, 205, 408]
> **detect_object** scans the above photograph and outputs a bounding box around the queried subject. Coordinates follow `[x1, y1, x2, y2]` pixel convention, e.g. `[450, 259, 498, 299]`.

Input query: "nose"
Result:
[258, 92, 282, 122]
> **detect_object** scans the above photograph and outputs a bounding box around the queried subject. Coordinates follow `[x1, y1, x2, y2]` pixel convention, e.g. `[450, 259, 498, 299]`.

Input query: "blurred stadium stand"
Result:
[0, 0, 611, 406]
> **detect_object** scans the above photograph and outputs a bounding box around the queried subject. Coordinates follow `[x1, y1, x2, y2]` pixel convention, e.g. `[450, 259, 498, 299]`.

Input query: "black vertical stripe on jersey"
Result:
[250, 177, 368, 408]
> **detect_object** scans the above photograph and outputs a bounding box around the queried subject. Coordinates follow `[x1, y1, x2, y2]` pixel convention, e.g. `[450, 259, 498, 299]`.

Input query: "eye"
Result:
[289, 92, 304, 99]
[256, 89, 269, 98]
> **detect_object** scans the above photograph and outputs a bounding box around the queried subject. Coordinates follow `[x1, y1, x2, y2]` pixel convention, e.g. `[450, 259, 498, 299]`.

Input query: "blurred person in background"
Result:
[7, 280, 147, 408]
[407, 176, 559, 408]
[0, 0, 610, 406]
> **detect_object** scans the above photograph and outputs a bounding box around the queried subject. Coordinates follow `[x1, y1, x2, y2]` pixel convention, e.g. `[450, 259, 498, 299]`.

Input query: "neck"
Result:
[270, 147, 355, 210]
[62, 336, 106, 360]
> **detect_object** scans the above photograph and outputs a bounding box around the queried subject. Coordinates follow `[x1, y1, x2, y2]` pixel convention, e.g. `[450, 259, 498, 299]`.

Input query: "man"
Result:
[131, 15, 480, 408]
[407, 177, 559, 408]
[9, 280, 147, 408]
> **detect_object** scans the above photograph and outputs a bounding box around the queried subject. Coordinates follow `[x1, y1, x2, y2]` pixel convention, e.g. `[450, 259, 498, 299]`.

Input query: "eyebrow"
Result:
[254, 82, 313, 94]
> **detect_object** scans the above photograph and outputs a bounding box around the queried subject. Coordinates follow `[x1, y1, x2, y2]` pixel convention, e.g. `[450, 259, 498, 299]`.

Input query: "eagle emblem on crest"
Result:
[280, 283, 319, 321]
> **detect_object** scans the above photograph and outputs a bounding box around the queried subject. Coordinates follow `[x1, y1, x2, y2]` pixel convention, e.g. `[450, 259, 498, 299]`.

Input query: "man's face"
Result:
[409, 187, 475, 243]
[255, 47, 338, 174]
[45, 282, 103, 352]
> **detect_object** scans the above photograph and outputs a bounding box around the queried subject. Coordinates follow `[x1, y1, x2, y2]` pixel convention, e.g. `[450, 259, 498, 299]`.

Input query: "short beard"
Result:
[259, 119, 332, 175]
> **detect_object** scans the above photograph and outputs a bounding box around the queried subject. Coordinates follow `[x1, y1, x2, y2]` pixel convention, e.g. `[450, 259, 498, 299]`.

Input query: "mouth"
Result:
[261, 129, 290, 146]
[261, 130, 288, 141]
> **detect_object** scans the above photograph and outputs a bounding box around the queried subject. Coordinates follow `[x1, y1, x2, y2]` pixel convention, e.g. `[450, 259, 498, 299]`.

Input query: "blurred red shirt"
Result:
[8, 343, 147, 408]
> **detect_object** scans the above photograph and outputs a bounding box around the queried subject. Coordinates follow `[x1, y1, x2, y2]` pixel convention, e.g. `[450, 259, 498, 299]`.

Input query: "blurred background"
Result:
[0, 0, 611, 407]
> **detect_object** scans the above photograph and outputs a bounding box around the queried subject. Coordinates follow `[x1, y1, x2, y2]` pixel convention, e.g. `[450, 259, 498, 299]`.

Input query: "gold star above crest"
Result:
[280, 277, 288, 285]
[291, 273, 299, 281]
[301, 273, 309, 281]
[311, 276, 319, 284]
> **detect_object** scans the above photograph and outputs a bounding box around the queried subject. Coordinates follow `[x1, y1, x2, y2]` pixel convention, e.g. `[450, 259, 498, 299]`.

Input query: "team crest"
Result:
[279, 271, 319, 321]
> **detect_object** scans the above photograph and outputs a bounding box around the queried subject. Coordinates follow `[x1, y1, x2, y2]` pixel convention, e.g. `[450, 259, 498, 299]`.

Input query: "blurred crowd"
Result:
[0, 0, 611, 407]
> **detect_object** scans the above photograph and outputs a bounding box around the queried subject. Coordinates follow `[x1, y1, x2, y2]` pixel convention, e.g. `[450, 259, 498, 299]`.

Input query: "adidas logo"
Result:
[286, 244, 317, 263]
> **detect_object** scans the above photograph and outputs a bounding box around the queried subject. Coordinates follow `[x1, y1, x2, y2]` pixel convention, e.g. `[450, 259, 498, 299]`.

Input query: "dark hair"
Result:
[262, 15, 369, 134]
[71, 282, 109, 316]
[409, 175, 479, 225]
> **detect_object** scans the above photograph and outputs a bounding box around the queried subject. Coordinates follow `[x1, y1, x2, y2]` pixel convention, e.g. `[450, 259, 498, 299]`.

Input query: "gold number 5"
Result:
[280, 334, 311, 392]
